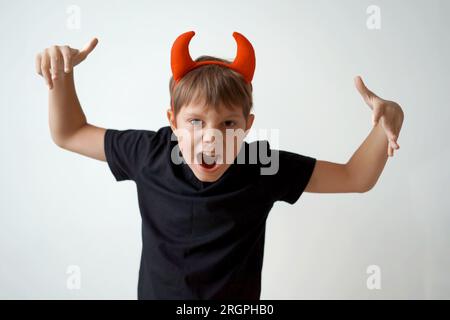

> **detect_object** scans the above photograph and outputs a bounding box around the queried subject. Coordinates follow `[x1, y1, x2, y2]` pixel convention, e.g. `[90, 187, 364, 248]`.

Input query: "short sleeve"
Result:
[260, 145, 316, 204]
[104, 128, 156, 181]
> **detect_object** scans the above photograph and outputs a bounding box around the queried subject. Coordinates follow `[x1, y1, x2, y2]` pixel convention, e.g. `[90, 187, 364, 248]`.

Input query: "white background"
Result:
[1, 0, 449, 299]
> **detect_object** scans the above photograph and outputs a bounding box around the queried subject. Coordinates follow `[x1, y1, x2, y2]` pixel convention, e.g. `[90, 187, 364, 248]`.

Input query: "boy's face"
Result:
[167, 102, 255, 182]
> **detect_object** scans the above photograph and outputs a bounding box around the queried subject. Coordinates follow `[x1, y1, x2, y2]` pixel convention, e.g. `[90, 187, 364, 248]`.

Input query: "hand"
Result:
[35, 37, 98, 89]
[355, 76, 405, 157]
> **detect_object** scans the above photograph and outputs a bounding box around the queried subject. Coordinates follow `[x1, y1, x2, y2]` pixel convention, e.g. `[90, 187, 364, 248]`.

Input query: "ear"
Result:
[244, 113, 255, 136]
[167, 107, 177, 131]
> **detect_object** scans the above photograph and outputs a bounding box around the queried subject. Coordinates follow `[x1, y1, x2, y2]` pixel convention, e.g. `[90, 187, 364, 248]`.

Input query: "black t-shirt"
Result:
[104, 125, 316, 299]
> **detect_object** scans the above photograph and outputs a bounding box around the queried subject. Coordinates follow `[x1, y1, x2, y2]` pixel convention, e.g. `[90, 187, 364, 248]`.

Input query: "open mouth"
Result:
[196, 152, 220, 171]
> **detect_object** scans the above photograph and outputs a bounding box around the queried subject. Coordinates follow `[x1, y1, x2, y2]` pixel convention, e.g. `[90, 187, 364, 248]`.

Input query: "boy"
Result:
[35, 31, 404, 299]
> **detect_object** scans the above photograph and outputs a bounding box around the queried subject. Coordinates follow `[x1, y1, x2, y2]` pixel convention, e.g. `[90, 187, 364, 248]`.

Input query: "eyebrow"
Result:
[184, 112, 242, 118]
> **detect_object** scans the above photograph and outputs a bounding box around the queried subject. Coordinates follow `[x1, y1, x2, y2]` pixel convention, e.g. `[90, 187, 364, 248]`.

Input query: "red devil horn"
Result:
[170, 31, 256, 84]
[171, 31, 196, 83]
[229, 32, 256, 83]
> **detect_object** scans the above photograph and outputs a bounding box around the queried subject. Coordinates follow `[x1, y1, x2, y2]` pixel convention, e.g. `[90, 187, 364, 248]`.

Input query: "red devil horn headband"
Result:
[170, 31, 256, 85]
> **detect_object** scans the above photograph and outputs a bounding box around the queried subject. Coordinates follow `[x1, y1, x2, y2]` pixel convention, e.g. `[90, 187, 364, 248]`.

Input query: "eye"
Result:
[190, 119, 203, 126]
[224, 121, 236, 127]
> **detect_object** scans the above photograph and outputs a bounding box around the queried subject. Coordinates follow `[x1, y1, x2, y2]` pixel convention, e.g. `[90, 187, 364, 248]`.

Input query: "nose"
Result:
[202, 129, 215, 144]
[201, 126, 221, 153]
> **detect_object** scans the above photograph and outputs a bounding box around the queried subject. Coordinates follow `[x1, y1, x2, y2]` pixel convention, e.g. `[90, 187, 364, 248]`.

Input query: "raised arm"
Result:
[305, 76, 404, 193]
[36, 38, 107, 161]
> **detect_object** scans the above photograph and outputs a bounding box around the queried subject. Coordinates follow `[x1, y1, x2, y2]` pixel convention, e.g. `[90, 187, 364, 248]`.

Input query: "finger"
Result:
[60, 45, 73, 73]
[372, 106, 383, 127]
[49, 46, 63, 80]
[41, 51, 53, 88]
[389, 140, 399, 151]
[391, 139, 400, 149]
[78, 37, 98, 60]
[388, 144, 394, 157]
[354, 75, 377, 106]
[388, 131, 398, 144]
[392, 126, 401, 149]
[35, 53, 43, 76]
[383, 122, 398, 143]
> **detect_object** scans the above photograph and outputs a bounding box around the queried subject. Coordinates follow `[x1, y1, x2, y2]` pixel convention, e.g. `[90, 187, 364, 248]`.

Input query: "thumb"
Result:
[354, 75, 376, 108]
[78, 37, 98, 59]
